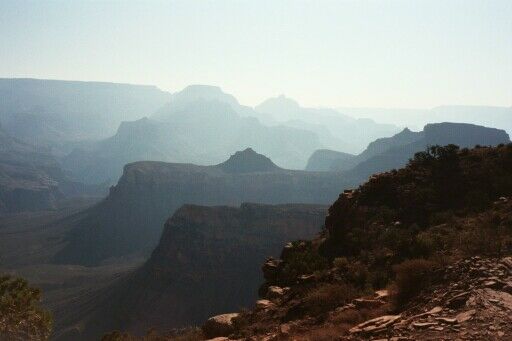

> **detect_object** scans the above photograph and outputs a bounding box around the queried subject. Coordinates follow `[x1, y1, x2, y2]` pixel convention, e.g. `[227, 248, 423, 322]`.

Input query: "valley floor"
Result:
[0, 198, 144, 340]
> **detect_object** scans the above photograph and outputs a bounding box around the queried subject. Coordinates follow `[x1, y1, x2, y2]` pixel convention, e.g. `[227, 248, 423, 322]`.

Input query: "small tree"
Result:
[0, 275, 52, 340]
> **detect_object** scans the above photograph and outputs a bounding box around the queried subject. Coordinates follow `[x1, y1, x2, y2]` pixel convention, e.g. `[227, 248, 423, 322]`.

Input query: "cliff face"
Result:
[54, 150, 350, 265]
[69, 203, 326, 339]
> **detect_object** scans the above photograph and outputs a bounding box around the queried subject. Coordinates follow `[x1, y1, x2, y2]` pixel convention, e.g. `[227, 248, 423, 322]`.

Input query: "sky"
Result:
[0, 0, 511, 109]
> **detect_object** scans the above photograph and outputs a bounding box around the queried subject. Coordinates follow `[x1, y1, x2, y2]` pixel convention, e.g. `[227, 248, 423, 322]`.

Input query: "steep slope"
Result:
[0, 78, 171, 152]
[54, 149, 350, 265]
[63, 203, 327, 340]
[202, 144, 512, 340]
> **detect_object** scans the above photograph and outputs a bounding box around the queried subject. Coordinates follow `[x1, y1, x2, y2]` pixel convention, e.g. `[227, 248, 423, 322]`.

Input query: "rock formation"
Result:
[54, 149, 349, 265]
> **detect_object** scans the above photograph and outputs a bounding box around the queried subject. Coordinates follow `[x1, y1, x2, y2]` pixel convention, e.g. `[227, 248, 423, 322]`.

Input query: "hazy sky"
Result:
[1, 0, 511, 108]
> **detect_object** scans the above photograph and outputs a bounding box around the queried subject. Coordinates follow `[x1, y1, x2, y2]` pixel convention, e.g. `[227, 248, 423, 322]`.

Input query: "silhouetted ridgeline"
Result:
[306, 122, 510, 178]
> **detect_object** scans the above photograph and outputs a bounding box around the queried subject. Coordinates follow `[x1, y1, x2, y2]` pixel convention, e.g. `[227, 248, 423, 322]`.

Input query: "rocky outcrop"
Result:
[54, 150, 349, 265]
[202, 313, 239, 338]
[347, 256, 512, 340]
[209, 243, 512, 340]
[202, 145, 512, 341]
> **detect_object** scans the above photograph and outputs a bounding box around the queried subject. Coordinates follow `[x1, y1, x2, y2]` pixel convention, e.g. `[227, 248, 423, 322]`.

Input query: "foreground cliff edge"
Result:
[198, 144, 512, 341]
[100, 143, 512, 340]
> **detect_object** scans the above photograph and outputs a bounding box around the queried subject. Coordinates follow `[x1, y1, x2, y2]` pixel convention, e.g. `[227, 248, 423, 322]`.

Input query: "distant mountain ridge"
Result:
[339, 105, 512, 135]
[0, 78, 171, 153]
[255, 95, 401, 153]
[306, 122, 510, 179]
[64, 86, 325, 184]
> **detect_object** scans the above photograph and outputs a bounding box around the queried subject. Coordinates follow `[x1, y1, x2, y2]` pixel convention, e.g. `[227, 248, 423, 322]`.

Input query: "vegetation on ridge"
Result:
[0, 275, 52, 340]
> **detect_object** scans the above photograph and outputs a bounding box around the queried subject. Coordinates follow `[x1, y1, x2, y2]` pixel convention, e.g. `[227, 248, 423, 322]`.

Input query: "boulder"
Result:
[267, 286, 288, 299]
[447, 291, 470, 309]
[262, 258, 282, 281]
[202, 313, 239, 339]
[353, 298, 384, 309]
[349, 315, 402, 334]
[412, 322, 438, 329]
[256, 299, 274, 310]
[435, 317, 458, 325]
[456, 309, 476, 323]
[374, 289, 390, 300]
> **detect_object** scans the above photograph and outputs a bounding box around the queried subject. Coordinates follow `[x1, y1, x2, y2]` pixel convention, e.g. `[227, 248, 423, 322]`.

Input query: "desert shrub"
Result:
[459, 226, 506, 257]
[165, 328, 203, 341]
[278, 246, 328, 285]
[429, 211, 455, 225]
[0, 275, 52, 341]
[413, 231, 440, 257]
[333, 257, 350, 271]
[333, 257, 371, 289]
[303, 282, 357, 316]
[390, 259, 438, 307]
[344, 261, 369, 289]
[102, 331, 135, 341]
[101, 327, 203, 341]
[368, 269, 389, 290]
[302, 324, 351, 341]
